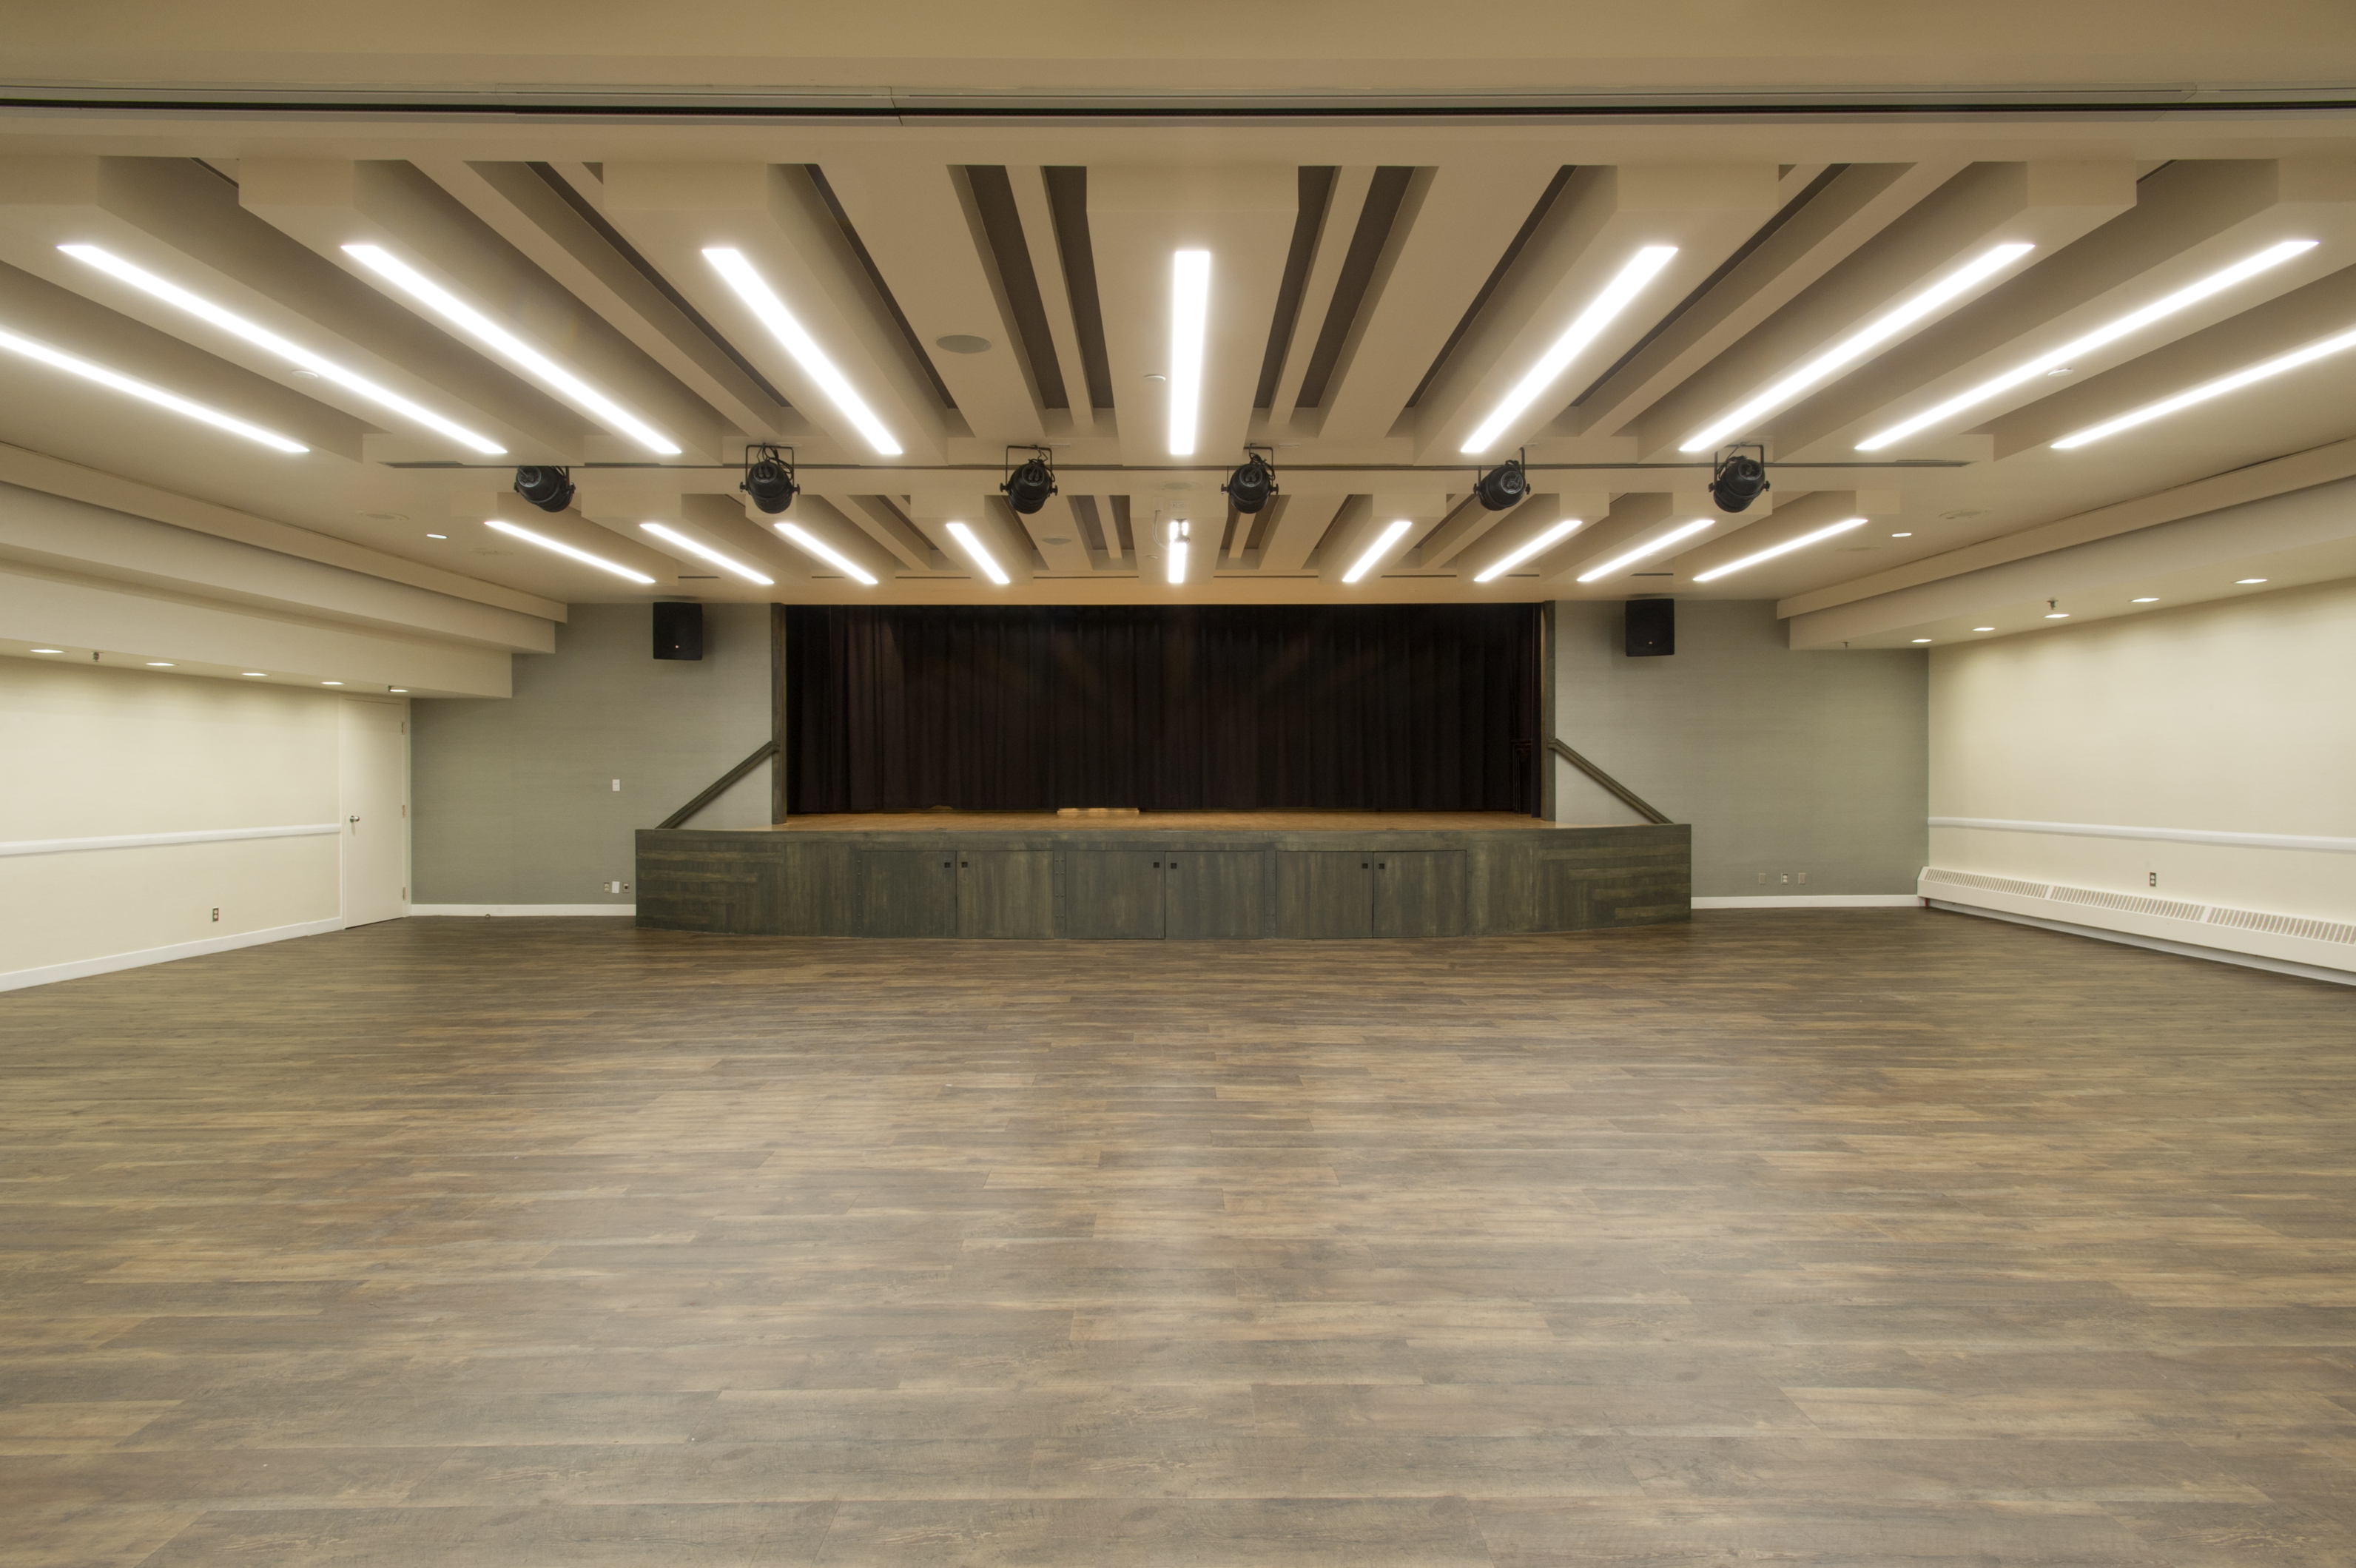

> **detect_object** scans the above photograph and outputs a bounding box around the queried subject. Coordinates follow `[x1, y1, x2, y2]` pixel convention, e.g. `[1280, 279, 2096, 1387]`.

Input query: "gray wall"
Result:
[1553, 599, 1927, 898]
[412, 602, 773, 906]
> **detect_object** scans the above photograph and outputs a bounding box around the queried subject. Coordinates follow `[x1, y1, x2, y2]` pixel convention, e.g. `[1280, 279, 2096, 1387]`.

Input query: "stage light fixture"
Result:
[1461, 245, 1677, 454]
[1681, 241, 2036, 452]
[946, 521, 1010, 585]
[1575, 519, 1715, 584]
[775, 522, 878, 585]
[2050, 323, 2356, 448]
[512, 465, 575, 514]
[340, 243, 679, 454]
[1856, 238, 2318, 450]
[1168, 250, 1211, 457]
[1709, 446, 1770, 513]
[1001, 448, 1057, 514]
[703, 247, 901, 456]
[59, 244, 508, 455]
[1473, 456, 1529, 511]
[1222, 450, 1277, 514]
[1474, 516, 1586, 584]
[741, 444, 797, 514]
[484, 518, 657, 583]
[641, 522, 773, 587]
[1690, 517, 1866, 582]
[0, 324, 307, 452]
[1342, 519, 1413, 585]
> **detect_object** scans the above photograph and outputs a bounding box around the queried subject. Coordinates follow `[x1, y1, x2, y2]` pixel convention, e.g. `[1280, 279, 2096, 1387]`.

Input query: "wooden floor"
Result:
[3, 913, 2353, 1567]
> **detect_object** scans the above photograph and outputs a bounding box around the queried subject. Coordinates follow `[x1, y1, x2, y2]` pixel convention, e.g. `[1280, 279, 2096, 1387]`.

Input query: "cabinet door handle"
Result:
[942, 861, 952, 869]
[1378, 861, 1387, 869]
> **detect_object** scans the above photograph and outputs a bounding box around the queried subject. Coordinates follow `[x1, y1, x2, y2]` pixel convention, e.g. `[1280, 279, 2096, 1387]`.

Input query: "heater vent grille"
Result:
[1921, 869, 2050, 899]
[2207, 906, 2356, 945]
[2048, 884, 2209, 922]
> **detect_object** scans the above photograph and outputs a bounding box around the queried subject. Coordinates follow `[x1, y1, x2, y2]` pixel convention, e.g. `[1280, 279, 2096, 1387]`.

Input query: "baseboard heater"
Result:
[1919, 867, 2356, 980]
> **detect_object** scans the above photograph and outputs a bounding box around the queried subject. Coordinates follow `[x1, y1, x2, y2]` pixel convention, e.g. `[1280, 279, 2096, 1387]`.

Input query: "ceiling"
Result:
[3, 6, 2356, 690]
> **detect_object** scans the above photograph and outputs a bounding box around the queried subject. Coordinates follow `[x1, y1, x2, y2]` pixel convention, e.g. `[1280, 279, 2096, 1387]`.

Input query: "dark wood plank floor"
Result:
[4, 912, 2353, 1567]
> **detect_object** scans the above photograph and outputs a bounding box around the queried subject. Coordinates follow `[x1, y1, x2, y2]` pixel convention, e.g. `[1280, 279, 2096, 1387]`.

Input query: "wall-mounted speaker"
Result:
[653, 602, 704, 661]
[1625, 598, 1674, 657]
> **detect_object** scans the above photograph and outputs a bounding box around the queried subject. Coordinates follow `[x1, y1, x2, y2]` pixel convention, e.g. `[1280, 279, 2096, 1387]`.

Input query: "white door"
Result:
[340, 699, 408, 926]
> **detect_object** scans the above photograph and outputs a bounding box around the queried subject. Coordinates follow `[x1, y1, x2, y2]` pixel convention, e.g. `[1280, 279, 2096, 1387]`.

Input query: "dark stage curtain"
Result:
[785, 604, 1541, 813]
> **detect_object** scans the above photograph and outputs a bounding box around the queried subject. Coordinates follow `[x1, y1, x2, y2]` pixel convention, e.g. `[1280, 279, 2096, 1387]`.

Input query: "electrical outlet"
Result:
[2149, 871, 2158, 887]
[1797, 872, 1807, 885]
[610, 778, 621, 792]
[1780, 873, 1790, 884]
[210, 907, 220, 923]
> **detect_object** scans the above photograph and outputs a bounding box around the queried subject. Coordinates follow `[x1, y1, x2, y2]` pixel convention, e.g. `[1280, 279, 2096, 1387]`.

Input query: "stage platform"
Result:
[637, 812, 1689, 941]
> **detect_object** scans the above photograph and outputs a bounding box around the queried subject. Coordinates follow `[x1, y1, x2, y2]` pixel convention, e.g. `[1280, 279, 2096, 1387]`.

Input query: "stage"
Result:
[636, 812, 1690, 940]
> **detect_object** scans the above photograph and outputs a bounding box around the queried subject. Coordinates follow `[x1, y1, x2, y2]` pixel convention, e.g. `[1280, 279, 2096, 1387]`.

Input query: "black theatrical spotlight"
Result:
[740, 444, 798, 514]
[1709, 445, 1771, 513]
[1222, 448, 1278, 514]
[1473, 454, 1529, 511]
[512, 465, 574, 514]
[1001, 446, 1057, 514]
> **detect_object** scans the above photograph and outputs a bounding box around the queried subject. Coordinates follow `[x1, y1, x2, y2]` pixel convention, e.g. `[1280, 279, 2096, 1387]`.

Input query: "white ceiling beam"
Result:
[1411, 163, 1783, 464]
[1266, 166, 1374, 431]
[1258, 491, 1348, 573]
[812, 489, 940, 571]
[451, 488, 684, 588]
[755, 491, 903, 584]
[1021, 493, 1097, 575]
[1007, 166, 1105, 442]
[1317, 488, 1451, 584]
[1658, 490, 1871, 590]
[907, 488, 1033, 585]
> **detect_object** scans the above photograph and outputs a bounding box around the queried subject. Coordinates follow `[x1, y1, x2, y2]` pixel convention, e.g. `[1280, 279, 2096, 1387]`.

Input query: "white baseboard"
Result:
[0, 916, 346, 994]
[408, 904, 637, 918]
[1692, 894, 1925, 909]
[1928, 900, 2356, 988]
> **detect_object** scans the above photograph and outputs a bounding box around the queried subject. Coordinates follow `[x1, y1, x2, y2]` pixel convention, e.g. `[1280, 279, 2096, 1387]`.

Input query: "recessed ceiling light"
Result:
[30, 647, 63, 653]
[1890, 531, 1913, 537]
[59, 244, 508, 455]
[1572, 518, 1711, 585]
[934, 334, 991, 354]
[1343, 519, 1413, 585]
[322, 680, 343, 686]
[389, 687, 407, 693]
[2053, 323, 2356, 448]
[1165, 519, 1191, 586]
[1476, 517, 1586, 584]
[1911, 638, 1933, 644]
[639, 522, 774, 586]
[0, 323, 308, 452]
[343, 243, 679, 455]
[146, 660, 175, 667]
[484, 517, 657, 584]
[1167, 250, 1211, 457]
[2045, 611, 2070, 619]
[945, 520, 1010, 585]
[703, 247, 901, 457]
[242, 671, 267, 677]
[1464, 246, 1677, 454]
[1690, 517, 1868, 582]
[2131, 596, 2158, 603]
[1857, 240, 2317, 450]
[774, 522, 878, 585]
[2236, 577, 2268, 584]
[425, 532, 448, 539]
[1973, 626, 1996, 632]
[1685, 242, 2035, 452]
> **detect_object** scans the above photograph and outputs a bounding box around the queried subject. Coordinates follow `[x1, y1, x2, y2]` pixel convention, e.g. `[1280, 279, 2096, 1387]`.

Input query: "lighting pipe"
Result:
[1168, 250, 1211, 457]
[1681, 243, 2036, 452]
[0, 324, 306, 452]
[1473, 517, 1587, 584]
[774, 522, 878, 585]
[2051, 323, 2356, 448]
[1574, 519, 1717, 584]
[946, 520, 1010, 585]
[1461, 246, 1677, 454]
[1690, 517, 1868, 582]
[703, 247, 901, 457]
[1342, 519, 1413, 585]
[639, 522, 773, 586]
[341, 243, 680, 455]
[59, 244, 507, 454]
[484, 517, 656, 583]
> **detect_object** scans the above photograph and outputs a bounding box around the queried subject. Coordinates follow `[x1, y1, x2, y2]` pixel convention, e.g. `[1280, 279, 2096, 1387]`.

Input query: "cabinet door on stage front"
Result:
[957, 850, 1058, 938]
[1064, 851, 1165, 939]
[1273, 851, 1374, 939]
[858, 850, 959, 937]
[1373, 850, 1469, 938]
[1165, 850, 1265, 939]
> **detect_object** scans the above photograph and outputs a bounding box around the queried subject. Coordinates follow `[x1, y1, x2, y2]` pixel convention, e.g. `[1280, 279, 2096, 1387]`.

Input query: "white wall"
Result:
[1927, 577, 2356, 975]
[0, 656, 360, 989]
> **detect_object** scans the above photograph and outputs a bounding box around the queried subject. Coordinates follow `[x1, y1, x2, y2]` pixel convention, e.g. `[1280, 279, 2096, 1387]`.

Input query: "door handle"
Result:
[348, 815, 361, 824]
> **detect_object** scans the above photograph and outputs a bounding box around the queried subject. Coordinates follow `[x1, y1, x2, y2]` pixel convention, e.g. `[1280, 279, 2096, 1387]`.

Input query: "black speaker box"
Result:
[1625, 597, 1674, 657]
[653, 602, 704, 661]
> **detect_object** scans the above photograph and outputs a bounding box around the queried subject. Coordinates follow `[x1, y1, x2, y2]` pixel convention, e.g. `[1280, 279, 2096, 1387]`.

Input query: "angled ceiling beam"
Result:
[1007, 167, 1106, 442]
[1265, 166, 1375, 433]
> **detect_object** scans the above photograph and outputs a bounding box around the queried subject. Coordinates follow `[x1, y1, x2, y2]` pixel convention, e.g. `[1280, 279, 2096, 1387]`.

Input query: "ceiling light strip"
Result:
[1682, 242, 2036, 452]
[0, 324, 307, 452]
[1574, 519, 1716, 584]
[1857, 239, 2318, 450]
[639, 522, 773, 586]
[1474, 517, 1587, 584]
[1165, 519, 1190, 586]
[946, 520, 1010, 585]
[2050, 323, 2356, 448]
[1343, 519, 1414, 584]
[1168, 250, 1211, 457]
[60, 244, 507, 456]
[774, 522, 878, 585]
[1690, 517, 1867, 582]
[702, 248, 901, 457]
[1462, 246, 1677, 454]
[342, 243, 680, 456]
[484, 518, 656, 583]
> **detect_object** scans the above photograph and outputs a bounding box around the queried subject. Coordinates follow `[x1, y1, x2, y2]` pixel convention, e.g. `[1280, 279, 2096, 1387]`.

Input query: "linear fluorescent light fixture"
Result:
[1683, 243, 2036, 452]
[1343, 519, 1413, 585]
[0, 323, 306, 452]
[703, 247, 900, 456]
[484, 517, 656, 583]
[1475, 517, 1586, 584]
[1575, 519, 1716, 584]
[1857, 239, 2318, 450]
[59, 244, 507, 455]
[1463, 246, 1677, 454]
[639, 522, 772, 586]
[1691, 517, 1867, 582]
[1168, 250, 1211, 457]
[946, 520, 1009, 585]
[341, 243, 679, 455]
[775, 522, 876, 585]
[2051, 323, 2356, 448]
[1165, 519, 1190, 585]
